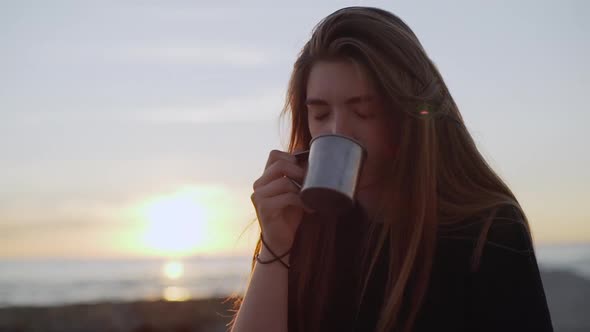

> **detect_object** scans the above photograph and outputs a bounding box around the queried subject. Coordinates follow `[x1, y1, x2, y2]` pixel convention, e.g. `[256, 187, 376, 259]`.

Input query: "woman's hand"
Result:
[251, 150, 309, 253]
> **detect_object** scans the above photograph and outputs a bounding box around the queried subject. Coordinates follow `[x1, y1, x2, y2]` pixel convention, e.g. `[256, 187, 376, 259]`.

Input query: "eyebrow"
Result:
[305, 94, 375, 106]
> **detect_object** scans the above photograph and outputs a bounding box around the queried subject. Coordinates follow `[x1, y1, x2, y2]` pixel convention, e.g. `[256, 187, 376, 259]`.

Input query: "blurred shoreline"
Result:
[0, 269, 588, 332]
[0, 297, 236, 332]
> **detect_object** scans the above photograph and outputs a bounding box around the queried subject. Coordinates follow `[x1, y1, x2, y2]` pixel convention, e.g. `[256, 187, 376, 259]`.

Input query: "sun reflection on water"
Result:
[163, 286, 190, 302]
[161, 260, 190, 301]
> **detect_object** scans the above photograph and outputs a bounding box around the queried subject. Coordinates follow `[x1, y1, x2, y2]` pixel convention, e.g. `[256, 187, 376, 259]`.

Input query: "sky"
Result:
[0, 0, 588, 259]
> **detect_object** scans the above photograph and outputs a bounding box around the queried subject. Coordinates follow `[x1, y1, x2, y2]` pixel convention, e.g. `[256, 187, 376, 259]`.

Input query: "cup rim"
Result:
[309, 134, 368, 158]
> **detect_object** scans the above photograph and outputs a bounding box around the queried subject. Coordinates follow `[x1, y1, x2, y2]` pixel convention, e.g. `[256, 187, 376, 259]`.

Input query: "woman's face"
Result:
[306, 60, 398, 190]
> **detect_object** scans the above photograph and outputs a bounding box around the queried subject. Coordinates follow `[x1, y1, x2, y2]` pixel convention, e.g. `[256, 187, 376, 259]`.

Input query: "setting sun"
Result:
[128, 185, 241, 258]
[137, 188, 209, 256]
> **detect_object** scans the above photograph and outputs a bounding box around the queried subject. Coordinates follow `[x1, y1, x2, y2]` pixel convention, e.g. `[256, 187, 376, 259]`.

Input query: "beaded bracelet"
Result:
[255, 233, 291, 269]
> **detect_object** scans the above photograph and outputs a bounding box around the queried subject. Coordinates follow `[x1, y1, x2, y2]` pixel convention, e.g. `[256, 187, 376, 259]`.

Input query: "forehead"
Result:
[306, 60, 376, 100]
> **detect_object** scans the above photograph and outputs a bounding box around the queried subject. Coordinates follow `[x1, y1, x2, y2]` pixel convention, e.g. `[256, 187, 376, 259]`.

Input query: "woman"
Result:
[229, 6, 553, 332]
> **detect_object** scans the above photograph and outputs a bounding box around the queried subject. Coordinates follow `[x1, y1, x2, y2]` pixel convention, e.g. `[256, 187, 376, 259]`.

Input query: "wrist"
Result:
[259, 245, 291, 263]
[260, 232, 293, 254]
[257, 232, 292, 269]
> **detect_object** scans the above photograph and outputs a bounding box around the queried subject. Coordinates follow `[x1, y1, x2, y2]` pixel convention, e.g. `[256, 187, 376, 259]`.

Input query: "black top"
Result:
[288, 204, 554, 331]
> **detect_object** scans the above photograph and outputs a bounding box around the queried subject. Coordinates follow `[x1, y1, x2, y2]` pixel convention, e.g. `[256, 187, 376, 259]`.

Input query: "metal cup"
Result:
[290, 134, 367, 216]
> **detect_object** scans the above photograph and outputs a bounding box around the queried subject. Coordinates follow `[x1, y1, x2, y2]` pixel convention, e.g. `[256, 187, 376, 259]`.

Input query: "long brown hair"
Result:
[228, 6, 531, 332]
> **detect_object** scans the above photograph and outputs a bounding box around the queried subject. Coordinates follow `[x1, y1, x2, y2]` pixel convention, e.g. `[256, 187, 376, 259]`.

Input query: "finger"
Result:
[257, 191, 306, 214]
[265, 149, 296, 170]
[286, 176, 302, 190]
[292, 150, 310, 165]
[254, 159, 305, 190]
[254, 177, 300, 200]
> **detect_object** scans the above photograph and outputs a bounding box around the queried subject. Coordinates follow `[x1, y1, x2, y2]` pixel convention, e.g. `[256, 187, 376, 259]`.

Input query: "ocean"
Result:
[0, 256, 252, 308]
[1, 244, 589, 308]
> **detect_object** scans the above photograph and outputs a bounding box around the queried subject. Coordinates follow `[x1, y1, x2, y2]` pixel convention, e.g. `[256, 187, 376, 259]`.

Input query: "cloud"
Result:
[138, 90, 288, 124]
[28, 41, 287, 67]
[105, 45, 283, 66]
[0, 198, 128, 227]
[0, 88, 290, 127]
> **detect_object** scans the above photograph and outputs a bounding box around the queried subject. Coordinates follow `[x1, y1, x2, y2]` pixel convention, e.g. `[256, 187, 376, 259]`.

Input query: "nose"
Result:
[328, 111, 355, 138]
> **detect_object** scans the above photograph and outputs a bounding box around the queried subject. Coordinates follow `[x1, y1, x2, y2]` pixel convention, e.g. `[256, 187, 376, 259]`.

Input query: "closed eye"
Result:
[355, 109, 375, 119]
[313, 113, 329, 121]
[307, 105, 330, 121]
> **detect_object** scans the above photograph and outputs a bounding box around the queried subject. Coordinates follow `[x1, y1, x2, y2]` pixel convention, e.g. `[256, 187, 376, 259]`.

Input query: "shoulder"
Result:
[437, 204, 534, 271]
[479, 204, 532, 255]
[456, 207, 554, 330]
[439, 204, 530, 249]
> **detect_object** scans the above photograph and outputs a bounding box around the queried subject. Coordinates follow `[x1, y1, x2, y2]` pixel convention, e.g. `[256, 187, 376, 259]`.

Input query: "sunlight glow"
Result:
[130, 185, 238, 258]
[163, 260, 184, 280]
[137, 187, 210, 257]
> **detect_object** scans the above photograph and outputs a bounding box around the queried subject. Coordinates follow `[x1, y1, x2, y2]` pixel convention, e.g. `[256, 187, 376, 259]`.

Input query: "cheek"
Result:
[369, 127, 398, 160]
[363, 137, 395, 165]
[307, 121, 324, 138]
[382, 122, 401, 159]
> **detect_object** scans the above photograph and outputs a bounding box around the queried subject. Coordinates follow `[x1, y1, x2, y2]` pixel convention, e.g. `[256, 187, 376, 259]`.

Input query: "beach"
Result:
[0, 297, 236, 332]
[0, 269, 588, 332]
[540, 269, 590, 332]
